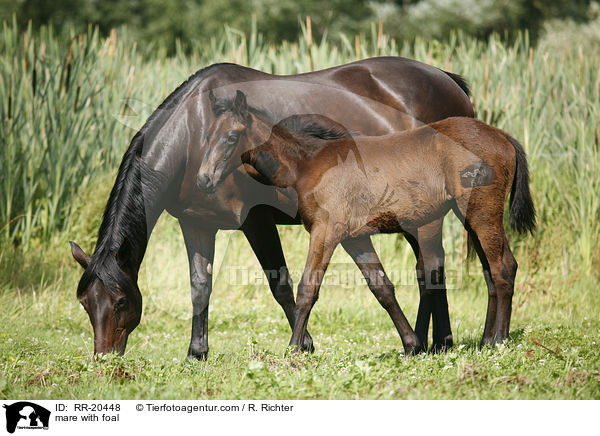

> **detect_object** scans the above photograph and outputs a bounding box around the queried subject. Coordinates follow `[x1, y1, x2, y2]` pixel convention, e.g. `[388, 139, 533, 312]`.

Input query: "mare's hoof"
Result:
[430, 335, 454, 354]
[404, 339, 426, 356]
[187, 348, 209, 361]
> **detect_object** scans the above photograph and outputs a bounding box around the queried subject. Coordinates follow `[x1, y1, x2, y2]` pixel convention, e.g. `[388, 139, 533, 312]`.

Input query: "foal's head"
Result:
[196, 90, 259, 193]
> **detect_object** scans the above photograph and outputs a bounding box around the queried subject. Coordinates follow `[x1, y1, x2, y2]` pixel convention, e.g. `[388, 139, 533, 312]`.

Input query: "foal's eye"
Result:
[227, 134, 239, 144]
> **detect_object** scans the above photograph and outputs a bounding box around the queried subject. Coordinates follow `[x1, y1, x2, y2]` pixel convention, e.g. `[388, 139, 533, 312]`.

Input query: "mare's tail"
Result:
[444, 71, 471, 97]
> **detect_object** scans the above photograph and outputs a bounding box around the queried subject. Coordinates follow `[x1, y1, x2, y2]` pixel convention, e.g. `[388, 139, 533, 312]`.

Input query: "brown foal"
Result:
[240, 114, 535, 354]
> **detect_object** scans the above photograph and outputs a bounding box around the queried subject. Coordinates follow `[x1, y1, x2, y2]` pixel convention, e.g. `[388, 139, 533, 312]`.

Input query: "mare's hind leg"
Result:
[242, 206, 314, 352]
[405, 219, 453, 353]
[342, 236, 421, 355]
[179, 217, 217, 360]
[455, 202, 518, 346]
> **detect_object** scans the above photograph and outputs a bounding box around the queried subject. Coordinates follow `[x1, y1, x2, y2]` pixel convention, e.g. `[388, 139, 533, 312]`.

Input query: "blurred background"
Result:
[2, 0, 599, 52]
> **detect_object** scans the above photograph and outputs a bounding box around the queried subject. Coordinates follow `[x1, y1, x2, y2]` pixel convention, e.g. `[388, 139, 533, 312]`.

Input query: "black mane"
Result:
[269, 114, 366, 174]
[77, 65, 226, 297]
[270, 114, 352, 157]
[275, 114, 351, 141]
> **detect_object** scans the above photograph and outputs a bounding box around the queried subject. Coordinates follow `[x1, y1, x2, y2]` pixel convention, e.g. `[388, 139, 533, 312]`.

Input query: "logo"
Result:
[2, 402, 50, 433]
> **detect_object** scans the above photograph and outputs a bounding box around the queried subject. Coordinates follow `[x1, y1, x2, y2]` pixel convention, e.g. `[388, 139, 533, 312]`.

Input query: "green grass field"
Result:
[0, 22, 599, 399]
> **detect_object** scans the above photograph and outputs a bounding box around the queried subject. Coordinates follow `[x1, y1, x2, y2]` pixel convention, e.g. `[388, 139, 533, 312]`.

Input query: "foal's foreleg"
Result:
[342, 236, 421, 354]
[289, 227, 335, 352]
[179, 218, 217, 360]
[242, 207, 314, 352]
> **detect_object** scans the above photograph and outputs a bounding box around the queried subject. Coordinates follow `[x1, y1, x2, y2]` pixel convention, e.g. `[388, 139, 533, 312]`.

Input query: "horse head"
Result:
[71, 241, 142, 356]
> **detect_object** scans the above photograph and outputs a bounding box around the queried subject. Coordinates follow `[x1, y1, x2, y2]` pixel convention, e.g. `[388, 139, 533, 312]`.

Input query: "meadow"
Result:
[0, 20, 599, 399]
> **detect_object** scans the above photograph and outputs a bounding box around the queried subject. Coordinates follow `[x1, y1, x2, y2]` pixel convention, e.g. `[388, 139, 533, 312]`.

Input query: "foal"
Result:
[241, 114, 535, 353]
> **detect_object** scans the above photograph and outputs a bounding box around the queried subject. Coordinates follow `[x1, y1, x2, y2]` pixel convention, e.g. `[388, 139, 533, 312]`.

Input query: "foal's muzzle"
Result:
[196, 173, 216, 193]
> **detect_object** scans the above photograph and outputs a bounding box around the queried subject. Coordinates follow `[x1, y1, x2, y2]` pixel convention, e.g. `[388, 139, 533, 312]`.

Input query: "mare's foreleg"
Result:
[242, 207, 314, 352]
[179, 217, 217, 360]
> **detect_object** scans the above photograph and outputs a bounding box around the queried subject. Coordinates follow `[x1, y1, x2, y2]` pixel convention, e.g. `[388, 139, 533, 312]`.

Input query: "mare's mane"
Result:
[78, 64, 231, 297]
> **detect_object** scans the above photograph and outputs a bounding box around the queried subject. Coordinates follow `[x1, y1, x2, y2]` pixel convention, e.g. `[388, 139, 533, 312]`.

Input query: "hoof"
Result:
[284, 345, 306, 357]
[404, 337, 426, 356]
[187, 347, 209, 361]
[480, 334, 507, 348]
[430, 335, 453, 354]
[301, 332, 315, 353]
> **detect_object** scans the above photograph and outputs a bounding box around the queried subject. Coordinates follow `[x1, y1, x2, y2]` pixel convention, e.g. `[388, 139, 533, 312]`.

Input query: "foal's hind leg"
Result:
[242, 207, 314, 352]
[456, 203, 518, 346]
[342, 236, 421, 355]
[405, 220, 453, 353]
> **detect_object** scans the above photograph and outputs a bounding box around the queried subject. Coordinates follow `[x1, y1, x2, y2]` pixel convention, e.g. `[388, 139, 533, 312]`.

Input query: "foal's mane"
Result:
[270, 114, 366, 175]
[271, 114, 352, 157]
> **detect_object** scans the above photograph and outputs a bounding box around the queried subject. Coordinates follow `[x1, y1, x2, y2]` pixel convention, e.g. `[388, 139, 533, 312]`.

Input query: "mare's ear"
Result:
[208, 89, 217, 114]
[233, 90, 249, 122]
[70, 241, 90, 269]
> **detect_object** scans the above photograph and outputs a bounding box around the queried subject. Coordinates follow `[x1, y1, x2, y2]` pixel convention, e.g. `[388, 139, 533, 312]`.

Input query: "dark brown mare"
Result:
[239, 114, 535, 352]
[70, 57, 473, 359]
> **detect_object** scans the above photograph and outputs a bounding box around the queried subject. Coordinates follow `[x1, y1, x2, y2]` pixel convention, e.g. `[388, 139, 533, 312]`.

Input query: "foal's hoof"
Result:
[430, 335, 454, 354]
[480, 334, 506, 349]
[284, 345, 305, 357]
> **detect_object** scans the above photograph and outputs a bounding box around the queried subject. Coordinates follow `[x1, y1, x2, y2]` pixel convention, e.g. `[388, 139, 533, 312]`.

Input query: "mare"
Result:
[70, 58, 473, 358]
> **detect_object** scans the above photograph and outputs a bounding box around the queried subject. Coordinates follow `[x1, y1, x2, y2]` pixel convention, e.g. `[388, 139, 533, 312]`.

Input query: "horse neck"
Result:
[93, 133, 166, 276]
[245, 112, 273, 151]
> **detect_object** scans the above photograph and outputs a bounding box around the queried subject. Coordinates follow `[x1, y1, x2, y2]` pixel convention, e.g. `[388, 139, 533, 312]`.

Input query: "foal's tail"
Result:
[505, 135, 536, 234]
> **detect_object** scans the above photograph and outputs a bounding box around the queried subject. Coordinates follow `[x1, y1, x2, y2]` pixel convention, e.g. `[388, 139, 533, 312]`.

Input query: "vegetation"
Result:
[0, 17, 599, 399]
[1, 0, 597, 51]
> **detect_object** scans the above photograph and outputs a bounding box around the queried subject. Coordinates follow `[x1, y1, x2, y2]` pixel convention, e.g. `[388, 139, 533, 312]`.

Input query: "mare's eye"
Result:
[115, 297, 129, 311]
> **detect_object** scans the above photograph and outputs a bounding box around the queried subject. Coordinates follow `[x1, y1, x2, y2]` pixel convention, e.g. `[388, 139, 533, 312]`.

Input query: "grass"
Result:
[1, 214, 599, 400]
[0, 21, 599, 399]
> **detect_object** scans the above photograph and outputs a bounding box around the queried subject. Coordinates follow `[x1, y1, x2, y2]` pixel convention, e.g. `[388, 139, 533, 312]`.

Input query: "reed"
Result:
[0, 20, 597, 285]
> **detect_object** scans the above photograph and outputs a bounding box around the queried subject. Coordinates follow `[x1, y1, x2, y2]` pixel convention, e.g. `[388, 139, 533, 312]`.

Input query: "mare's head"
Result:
[196, 89, 258, 193]
[70, 242, 142, 356]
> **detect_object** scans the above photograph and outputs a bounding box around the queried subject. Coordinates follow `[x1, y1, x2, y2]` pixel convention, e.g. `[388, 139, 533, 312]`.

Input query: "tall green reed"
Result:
[0, 18, 597, 283]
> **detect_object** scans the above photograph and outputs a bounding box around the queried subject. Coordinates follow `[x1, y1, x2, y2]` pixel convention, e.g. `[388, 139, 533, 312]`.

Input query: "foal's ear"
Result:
[233, 90, 249, 121]
[70, 241, 91, 269]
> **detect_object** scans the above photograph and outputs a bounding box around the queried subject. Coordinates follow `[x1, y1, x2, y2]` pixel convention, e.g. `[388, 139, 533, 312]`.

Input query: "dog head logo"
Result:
[3, 402, 50, 433]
